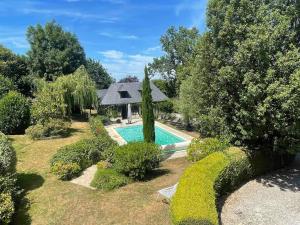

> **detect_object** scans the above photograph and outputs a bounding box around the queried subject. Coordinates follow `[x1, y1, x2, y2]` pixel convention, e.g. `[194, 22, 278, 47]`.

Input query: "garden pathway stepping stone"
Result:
[71, 165, 97, 189]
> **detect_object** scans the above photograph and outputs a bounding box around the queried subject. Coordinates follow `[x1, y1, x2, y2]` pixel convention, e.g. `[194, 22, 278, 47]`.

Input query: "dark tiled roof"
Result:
[97, 82, 168, 105]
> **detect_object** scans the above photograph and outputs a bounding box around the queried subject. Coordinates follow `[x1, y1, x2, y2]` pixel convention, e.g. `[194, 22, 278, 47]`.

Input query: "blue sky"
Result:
[0, 0, 208, 80]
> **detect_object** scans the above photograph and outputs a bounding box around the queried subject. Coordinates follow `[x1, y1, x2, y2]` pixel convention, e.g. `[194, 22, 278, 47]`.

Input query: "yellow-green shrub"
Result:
[90, 168, 131, 191]
[0, 192, 14, 225]
[171, 147, 286, 225]
[97, 161, 111, 169]
[187, 138, 229, 162]
[50, 162, 81, 180]
[171, 152, 230, 225]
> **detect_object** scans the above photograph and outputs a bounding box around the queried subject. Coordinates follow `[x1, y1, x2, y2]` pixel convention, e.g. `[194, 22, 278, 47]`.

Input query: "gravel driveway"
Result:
[220, 155, 300, 225]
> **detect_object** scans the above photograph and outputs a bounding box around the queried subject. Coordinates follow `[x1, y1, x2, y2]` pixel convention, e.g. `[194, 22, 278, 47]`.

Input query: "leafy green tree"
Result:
[179, 0, 300, 153]
[86, 58, 113, 89]
[142, 67, 155, 143]
[55, 66, 98, 114]
[148, 26, 199, 97]
[0, 45, 32, 96]
[0, 75, 15, 99]
[27, 21, 86, 81]
[31, 83, 67, 124]
[152, 79, 172, 98]
[118, 75, 139, 83]
[32, 66, 97, 123]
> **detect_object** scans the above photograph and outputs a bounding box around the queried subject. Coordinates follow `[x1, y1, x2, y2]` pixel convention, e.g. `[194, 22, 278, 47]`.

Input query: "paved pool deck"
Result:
[105, 119, 194, 160]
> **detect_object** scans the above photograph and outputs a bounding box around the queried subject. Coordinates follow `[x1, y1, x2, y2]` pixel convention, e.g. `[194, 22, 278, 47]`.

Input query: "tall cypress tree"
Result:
[142, 66, 155, 143]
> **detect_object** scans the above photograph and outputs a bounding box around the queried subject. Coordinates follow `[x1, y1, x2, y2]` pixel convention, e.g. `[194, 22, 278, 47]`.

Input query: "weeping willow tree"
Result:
[32, 66, 98, 123]
[56, 66, 98, 115]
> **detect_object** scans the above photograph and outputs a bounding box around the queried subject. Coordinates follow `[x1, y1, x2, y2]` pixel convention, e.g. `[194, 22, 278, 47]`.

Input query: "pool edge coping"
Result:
[105, 120, 194, 160]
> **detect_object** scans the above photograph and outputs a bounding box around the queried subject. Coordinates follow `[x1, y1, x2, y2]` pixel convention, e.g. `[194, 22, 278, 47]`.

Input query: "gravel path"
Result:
[221, 155, 300, 225]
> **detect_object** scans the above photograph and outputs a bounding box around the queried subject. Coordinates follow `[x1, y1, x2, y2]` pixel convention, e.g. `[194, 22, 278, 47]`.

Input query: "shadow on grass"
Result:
[12, 172, 45, 225]
[142, 168, 171, 181]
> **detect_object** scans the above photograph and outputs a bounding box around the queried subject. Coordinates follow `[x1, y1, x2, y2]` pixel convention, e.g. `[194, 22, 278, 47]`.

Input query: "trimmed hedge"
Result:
[171, 152, 230, 225]
[90, 168, 131, 191]
[0, 133, 17, 175]
[0, 192, 14, 225]
[0, 133, 19, 225]
[89, 116, 118, 163]
[89, 116, 108, 137]
[187, 138, 229, 162]
[0, 91, 30, 134]
[50, 117, 117, 180]
[171, 147, 293, 225]
[114, 142, 161, 180]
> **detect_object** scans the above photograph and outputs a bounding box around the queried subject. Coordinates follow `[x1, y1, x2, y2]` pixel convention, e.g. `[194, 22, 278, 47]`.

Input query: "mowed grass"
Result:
[9, 120, 190, 225]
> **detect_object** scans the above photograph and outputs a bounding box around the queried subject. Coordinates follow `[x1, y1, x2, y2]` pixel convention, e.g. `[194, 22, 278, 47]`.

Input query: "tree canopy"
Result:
[148, 26, 199, 97]
[32, 66, 97, 124]
[86, 58, 113, 89]
[179, 0, 300, 153]
[27, 21, 86, 81]
[118, 75, 139, 83]
[0, 45, 32, 96]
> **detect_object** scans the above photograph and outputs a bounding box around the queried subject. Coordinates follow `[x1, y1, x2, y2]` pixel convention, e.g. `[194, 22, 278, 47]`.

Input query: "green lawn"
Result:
[10, 120, 189, 225]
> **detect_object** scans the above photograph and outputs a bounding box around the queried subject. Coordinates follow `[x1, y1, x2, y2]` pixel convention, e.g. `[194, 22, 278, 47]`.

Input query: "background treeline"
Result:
[0, 21, 114, 137]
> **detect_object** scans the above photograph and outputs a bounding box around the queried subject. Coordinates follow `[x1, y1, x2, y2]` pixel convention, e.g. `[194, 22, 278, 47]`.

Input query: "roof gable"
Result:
[97, 82, 168, 105]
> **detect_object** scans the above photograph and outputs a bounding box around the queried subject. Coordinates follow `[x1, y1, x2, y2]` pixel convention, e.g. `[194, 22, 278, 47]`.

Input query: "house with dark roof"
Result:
[97, 82, 168, 119]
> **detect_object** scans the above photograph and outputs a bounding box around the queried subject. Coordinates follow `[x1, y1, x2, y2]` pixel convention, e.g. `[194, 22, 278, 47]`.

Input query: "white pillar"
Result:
[127, 103, 132, 124]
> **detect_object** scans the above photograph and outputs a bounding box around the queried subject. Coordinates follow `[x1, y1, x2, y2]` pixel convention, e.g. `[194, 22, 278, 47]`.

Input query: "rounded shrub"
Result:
[114, 142, 161, 180]
[0, 91, 30, 134]
[0, 175, 20, 201]
[90, 168, 131, 191]
[26, 119, 71, 140]
[187, 138, 229, 162]
[0, 192, 14, 225]
[50, 139, 95, 180]
[0, 133, 16, 175]
[51, 162, 81, 180]
[97, 161, 111, 169]
[50, 136, 117, 180]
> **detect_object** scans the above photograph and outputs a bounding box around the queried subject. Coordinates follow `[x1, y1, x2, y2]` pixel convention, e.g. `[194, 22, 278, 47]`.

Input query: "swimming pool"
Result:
[115, 125, 185, 146]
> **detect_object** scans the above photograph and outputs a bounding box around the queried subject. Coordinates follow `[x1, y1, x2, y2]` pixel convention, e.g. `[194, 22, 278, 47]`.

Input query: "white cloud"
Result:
[0, 37, 29, 49]
[0, 27, 29, 49]
[144, 45, 161, 54]
[175, 0, 207, 28]
[99, 50, 124, 59]
[99, 32, 138, 40]
[21, 8, 118, 23]
[98, 50, 154, 79]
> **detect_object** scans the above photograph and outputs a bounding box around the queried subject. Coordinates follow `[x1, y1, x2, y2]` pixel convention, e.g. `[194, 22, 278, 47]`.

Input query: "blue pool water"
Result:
[115, 125, 185, 145]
